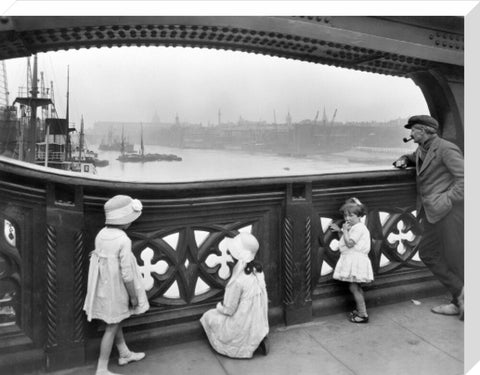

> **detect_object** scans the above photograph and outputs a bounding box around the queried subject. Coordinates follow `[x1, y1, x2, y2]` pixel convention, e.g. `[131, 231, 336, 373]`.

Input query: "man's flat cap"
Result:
[404, 115, 439, 130]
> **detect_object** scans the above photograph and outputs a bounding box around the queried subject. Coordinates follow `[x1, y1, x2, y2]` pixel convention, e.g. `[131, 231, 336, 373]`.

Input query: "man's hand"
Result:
[393, 158, 408, 169]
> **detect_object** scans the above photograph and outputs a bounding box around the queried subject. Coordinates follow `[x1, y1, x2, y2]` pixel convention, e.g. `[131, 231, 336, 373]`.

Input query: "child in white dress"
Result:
[200, 233, 269, 358]
[330, 197, 373, 323]
[84, 195, 149, 375]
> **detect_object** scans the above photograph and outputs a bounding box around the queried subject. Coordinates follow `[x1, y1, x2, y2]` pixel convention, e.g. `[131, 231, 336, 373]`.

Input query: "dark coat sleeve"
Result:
[400, 151, 416, 166]
[441, 142, 464, 203]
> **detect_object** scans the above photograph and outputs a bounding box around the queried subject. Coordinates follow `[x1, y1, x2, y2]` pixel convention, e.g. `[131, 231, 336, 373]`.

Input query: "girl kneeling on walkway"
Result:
[201, 232, 269, 358]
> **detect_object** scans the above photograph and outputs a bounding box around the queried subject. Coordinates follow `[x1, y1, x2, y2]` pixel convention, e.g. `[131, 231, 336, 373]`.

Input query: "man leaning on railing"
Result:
[393, 115, 464, 321]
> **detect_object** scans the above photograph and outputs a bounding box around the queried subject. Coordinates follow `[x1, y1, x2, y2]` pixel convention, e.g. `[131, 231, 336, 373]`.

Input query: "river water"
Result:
[91, 145, 408, 182]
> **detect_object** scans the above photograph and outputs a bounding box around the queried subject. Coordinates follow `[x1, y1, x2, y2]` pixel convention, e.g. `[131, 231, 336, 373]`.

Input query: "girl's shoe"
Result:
[118, 351, 146, 366]
[96, 370, 122, 375]
[258, 336, 270, 356]
[349, 312, 369, 323]
[348, 309, 358, 318]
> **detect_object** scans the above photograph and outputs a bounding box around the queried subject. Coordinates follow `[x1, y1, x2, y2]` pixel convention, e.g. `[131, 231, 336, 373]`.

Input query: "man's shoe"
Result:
[118, 351, 145, 366]
[458, 287, 464, 321]
[431, 303, 459, 316]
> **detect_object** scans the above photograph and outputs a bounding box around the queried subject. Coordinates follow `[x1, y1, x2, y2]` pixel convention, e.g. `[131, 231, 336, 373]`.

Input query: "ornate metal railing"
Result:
[0, 159, 443, 372]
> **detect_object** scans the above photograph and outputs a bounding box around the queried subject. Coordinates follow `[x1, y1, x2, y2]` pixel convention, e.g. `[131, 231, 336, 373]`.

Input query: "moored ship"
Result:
[9, 56, 97, 174]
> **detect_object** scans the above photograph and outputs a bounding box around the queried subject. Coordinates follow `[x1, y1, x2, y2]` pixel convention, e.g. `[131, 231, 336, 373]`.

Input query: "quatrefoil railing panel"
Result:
[130, 222, 254, 307]
[317, 207, 423, 282]
[0, 218, 21, 331]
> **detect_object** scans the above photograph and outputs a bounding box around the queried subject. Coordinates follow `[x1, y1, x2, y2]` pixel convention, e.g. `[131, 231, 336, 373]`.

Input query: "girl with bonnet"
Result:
[84, 195, 149, 375]
[200, 232, 269, 358]
[329, 197, 374, 323]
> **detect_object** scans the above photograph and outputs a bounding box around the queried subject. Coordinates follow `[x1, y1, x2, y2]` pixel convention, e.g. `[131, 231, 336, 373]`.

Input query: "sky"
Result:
[4, 46, 429, 129]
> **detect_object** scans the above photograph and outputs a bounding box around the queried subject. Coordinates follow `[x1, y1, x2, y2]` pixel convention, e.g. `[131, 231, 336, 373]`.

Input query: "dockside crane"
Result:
[322, 107, 328, 126]
[330, 109, 337, 126]
[313, 110, 319, 125]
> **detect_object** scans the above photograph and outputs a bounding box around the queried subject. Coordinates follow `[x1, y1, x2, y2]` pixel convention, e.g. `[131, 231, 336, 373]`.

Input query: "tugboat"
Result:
[71, 115, 109, 168]
[117, 123, 182, 163]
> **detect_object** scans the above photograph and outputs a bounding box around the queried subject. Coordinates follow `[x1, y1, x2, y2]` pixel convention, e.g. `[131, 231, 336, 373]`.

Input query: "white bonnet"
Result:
[221, 232, 259, 263]
[104, 195, 142, 225]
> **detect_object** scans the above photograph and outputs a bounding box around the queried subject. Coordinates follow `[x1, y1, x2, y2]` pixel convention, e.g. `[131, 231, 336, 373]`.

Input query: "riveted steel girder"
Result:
[0, 16, 463, 78]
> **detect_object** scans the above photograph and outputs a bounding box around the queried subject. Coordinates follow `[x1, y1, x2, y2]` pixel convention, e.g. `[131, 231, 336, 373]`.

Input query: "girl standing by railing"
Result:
[84, 195, 149, 375]
[329, 197, 373, 323]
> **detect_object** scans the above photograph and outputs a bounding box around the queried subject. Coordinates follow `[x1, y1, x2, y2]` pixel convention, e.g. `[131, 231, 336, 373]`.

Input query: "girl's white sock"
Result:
[116, 341, 130, 357]
[356, 300, 368, 317]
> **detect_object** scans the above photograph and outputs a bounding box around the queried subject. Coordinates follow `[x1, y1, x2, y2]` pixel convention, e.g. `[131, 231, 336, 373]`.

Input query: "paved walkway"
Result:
[38, 295, 463, 375]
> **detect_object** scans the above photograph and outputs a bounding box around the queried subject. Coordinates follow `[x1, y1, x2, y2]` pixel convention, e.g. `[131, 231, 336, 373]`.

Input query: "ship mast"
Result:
[140, 123, 144, 157]
[79, 115, 84, 162]
[27, 54, 39, 163]
[13, 54, 52, 163]
[120, 125, 125, 155]
[64, 65, 71, 160]
[44, 98, 49, 168]
[44, 80, 56, 167]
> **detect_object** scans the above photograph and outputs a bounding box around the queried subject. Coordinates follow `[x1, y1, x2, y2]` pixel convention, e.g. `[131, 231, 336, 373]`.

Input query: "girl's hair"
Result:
[106, 224, 128, 229]
[245, 260, 263, 275]
[339, 197, 367, 217]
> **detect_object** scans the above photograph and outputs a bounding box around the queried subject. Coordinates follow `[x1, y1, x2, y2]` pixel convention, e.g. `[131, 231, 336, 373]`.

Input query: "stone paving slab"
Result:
[216, 328, 354, 375]
[372, 295, 464, 362]
[309, 314, 462, 375]
[35, 295, 463, 375]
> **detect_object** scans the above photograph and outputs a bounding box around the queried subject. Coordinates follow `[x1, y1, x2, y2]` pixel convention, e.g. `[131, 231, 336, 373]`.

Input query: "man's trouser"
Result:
[418, 203, 464, 303]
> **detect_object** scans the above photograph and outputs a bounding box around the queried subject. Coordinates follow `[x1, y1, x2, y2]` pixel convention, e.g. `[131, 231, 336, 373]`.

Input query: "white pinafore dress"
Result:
[200, 262, 269, 358]
[333, 222, 374, 283]
[83, 227, 149, 324]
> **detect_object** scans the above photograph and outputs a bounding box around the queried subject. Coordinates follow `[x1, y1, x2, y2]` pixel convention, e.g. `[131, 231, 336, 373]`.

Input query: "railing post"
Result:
[44, 182, 86, 371]
[282, 182, 315, 325]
